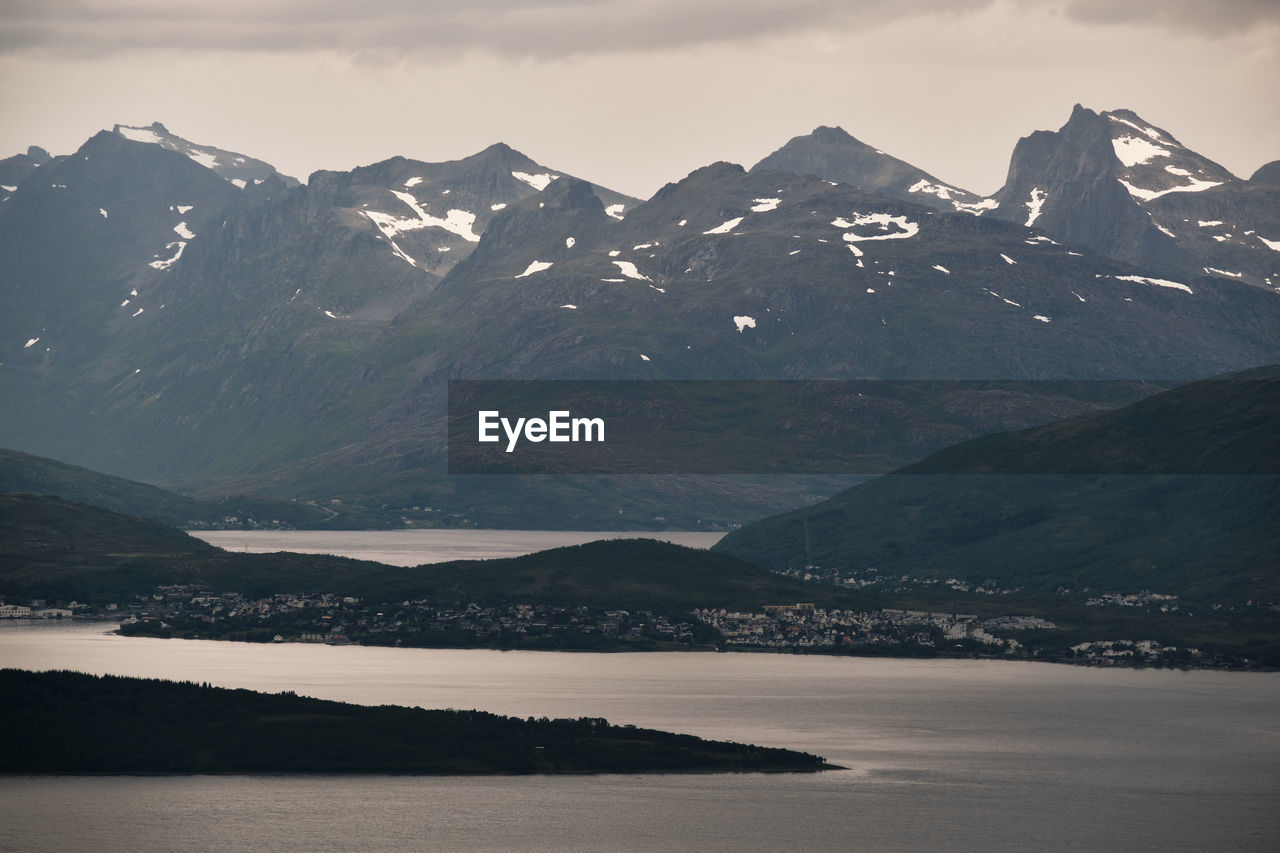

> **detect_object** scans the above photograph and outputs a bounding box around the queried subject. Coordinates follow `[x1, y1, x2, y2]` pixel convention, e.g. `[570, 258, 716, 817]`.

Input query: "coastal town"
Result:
[1, 582, 1230, 667]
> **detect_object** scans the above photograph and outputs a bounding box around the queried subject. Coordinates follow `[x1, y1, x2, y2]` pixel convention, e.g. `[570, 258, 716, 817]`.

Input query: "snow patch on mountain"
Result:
[186, 150, 218, 169]
[953, 198, 999, 215]
[1000, 253, 1017, 265]
[117, 126, 164, 145]
[613, 261, 651, 281]
[605, 204, 626, 220]
[832, 213, 920, 242]
[1203, 267, 1243, 279]
[1097, 274, 1193, 294]
[512, 171, 558, 191]
[1033, 315, 1051, 323]
[1118, 176, 1223, 201]
[985, 289, 1021, 308]
[99, 208, 108, 218]
[733, 315, 756, 332]
[24, 337, 39, 348]
[751, 198, 780, 212]
[1024, 188, 1047, 226]
[560, 304, 578, 309]
[908, 179, 959, 201]
[932, 265, 950, 274]
[1109, 114, 1165, 141]
[516, 260, 554, 278]
[231, 179, 247, 189]
[565, 237, 576, 249]
[173, 221, 195, 239]
[1112, 136, 1171, 168]
[404, 177, 423, 188]
[704, 217, 744, 235]
[388, 241, 415, 266]
[149, 241, 187, 270]
[364, 190, 481, 251]
[1255, 236, 1280, 252]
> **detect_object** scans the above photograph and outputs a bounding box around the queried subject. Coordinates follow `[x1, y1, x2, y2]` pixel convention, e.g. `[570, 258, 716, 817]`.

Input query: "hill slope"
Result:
[0, 448, 333, 529]
[0, 493, 856, 613]
[713, 369, 1280, 603]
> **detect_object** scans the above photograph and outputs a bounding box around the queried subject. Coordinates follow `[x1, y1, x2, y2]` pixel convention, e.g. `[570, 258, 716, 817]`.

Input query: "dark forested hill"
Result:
[0, 669, 833, 774]
[713, 369, 1280, 603]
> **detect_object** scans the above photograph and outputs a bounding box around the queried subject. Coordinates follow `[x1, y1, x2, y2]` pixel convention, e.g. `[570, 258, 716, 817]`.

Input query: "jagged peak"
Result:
[808, 125, 857, 143]
[1069, 103, 1100, 121]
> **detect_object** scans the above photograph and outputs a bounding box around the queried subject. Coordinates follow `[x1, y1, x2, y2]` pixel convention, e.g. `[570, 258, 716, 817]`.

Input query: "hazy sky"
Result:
[2, 0, 1277, 199]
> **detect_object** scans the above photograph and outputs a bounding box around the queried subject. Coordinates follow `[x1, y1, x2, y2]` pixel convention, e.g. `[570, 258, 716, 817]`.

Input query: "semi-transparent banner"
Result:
[446, 379, 1277, 475]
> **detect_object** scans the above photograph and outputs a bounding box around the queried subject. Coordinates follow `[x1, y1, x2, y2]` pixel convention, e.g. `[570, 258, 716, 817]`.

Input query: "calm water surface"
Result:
[191, 528, 725, 566]
[2, 622, 1277, 852]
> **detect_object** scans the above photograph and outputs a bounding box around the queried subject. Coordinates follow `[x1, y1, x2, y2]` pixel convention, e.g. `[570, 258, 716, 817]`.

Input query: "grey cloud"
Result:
[1063, 0, 1280, 35]
[0, 0, 993, 58]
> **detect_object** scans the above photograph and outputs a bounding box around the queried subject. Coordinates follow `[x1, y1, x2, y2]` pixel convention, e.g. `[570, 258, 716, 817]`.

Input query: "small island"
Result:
[0, 669, 836, 775]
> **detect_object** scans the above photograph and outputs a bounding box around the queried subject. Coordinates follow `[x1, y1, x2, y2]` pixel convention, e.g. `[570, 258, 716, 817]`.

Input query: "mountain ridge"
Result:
[0, 113, 1276, 526]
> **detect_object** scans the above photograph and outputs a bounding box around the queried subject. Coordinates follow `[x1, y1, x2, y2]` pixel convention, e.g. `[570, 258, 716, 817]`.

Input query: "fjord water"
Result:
[2, 621, 1277, 852]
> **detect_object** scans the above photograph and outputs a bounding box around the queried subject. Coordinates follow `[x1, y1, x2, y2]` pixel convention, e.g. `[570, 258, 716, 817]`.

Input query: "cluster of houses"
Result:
[1068, 639, 1200, 664]
[691, 604, 1056, 651]
[0, 600, 80, 619]
[1084, 591, 1179, 610]
[775, 565, 1019, 596]
[3, 585, 1223, 666]
[122, 586, 702, 647]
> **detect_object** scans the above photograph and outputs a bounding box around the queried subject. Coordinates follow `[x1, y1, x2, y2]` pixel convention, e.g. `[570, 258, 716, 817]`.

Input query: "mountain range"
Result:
[1, 108, 1276, 525]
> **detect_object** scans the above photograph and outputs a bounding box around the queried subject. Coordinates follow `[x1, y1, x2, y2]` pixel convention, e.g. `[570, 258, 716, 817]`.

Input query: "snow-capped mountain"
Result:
[0, 116, 1276, 526]
[989, 105, 1279, 289]
[0, 129, 240, 367]
[751, 126, 996, 215]
[304, 142, 636, 285]
[113, 122, 298, 189]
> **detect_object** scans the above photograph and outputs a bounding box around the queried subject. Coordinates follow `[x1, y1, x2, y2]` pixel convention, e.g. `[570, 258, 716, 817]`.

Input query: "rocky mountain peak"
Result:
[112, 121, 297, 189]
[990, 105, 1180, 270]
[751, 125, 986, 214]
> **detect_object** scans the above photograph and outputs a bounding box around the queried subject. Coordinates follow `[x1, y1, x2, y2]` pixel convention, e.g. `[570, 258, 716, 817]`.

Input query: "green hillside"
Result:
[713, 369, 1280, 603]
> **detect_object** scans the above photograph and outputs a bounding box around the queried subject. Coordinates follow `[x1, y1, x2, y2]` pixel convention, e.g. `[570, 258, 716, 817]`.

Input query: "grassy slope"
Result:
[713, 370, 1280, 602]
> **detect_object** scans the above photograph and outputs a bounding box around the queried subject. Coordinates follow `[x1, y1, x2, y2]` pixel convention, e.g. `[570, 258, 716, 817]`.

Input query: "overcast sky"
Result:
[2, 0, 1277, 199]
